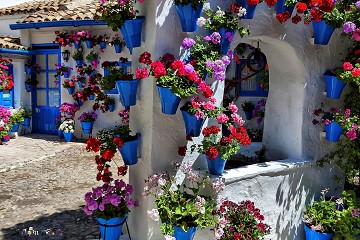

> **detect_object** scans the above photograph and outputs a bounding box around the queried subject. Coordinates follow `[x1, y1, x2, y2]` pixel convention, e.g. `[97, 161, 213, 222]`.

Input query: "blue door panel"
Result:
[32, 107, 60, 134]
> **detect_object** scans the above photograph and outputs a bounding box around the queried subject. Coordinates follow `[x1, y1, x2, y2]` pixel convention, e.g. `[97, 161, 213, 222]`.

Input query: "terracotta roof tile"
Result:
[0, 35, 28, 50]
[0, 0, 72, 16]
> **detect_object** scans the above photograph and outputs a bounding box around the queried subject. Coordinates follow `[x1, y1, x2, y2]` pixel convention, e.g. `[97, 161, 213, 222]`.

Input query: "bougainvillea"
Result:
[0, 56, 13, 91]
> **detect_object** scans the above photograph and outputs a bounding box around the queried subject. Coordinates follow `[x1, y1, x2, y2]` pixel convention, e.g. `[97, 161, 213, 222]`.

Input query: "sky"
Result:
[0, 0, 32, 8]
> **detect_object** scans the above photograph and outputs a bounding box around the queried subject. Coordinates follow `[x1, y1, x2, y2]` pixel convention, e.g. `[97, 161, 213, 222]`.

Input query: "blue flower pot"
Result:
[74, 41, 81, 49]
[312, 20, 335, 45]
[11, 123, 20, 132]
[76, 59, 84, 67]
[218, 28, 235, 55]
[99, 41, 107, 49]
[115, 79, 139, 107]
[206, 155, 226, 175]
[244, 111, 253, 120]
[324, 70, 346, 99]
[81, 121, 94, 134]
[173, 226, 198, 240]
[97, 216, 127, 240]
[180, 108, 205, 137]
[85, 40, 93, 49]
[57, 129, 64, 139]
[304, 223, 334, 240]
[108, 104, 115, 112]
[1, 135, 10, 142]
[63, 132, 73, 142]
[275, 0, 294, 14]
[67, 87, 74, 95]
[77, 81, 84, 88]
[25, 83, 35, 92]
[104, 68, 110, 77]
[236, 0, 257, 19]
[325, 122, 342, 142]
[175, 3, 203, 32]
[25, 66, 32, 75]
[119, 133, 140, 165]
[120, 17, 145, 54]
[114, 44, 123, 53]
[63, 72, 70, 78]
[77, 100, 83, 107]
[89, 94, 95, 100]
[22, 117, 31, 129]
[157, 86, 181, 115]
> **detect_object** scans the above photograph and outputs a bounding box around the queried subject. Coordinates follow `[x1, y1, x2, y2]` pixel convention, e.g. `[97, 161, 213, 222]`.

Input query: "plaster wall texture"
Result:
[0, 15, 23, 37]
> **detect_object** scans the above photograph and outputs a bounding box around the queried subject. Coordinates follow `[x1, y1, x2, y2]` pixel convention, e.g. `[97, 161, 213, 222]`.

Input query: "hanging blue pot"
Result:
[22, 117, 31, 129]
[77, 81, 84, 88]
[119, 133, 140, 165]
[57, 129, 64, 139]
[275, 0, 295, 14]
[76, 59, 84, 67]
[67, 87, 74, 95]
[244, 111, 253, 120]
[206, 155, 226, 175]
[304, 223, 334, 240]
[11, 123, 20, 132]
[81, 121, 94, 134]
[325, 122, 342, 142]
[173, 226, 198, 240]
[157, 86, 181, 115]
[115, 79, 140, 107]
[25, 66, 32, 75]
[77, 100, 83, 107]
[104, 68, 110, 77]
[25, 83, 34, 92]
[120, 17, 145, 54]
[218, 28, 235, 55]
[236, 0, 257, 19]
[108, 104, 115, 112]
[312, 20, 335, 45]
[323, 70, 346, 99]
[97, 216, 127, 240]
[114, 44, 123, 53]
[63, 132, 73, 142]
[89, 94, 95, 100]
[175, 3, 203, 32]
[74, 41, 81, 49]
[85, 40, 93, 49]
[180, 107, 205, 137]
[64, 72, 70, 78]
[99, 41, 107, 49]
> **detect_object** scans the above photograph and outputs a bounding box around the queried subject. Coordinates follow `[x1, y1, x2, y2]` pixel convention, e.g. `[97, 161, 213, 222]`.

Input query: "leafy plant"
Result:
[72, 48, 84, 61]
[241, 101, 255, 112]
[77, 111, 97, 122]
[10, 107, 24, 124]
[113, 124, 136, 142]
[86, 50, 99, 62]
[143, 162, 224, 237]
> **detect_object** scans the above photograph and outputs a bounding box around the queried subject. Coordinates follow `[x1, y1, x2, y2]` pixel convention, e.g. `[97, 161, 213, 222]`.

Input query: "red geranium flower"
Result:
[101, 149, 115, 160]
[205, 146, 219, 159]
[178, 146, 187, 156]
[291, 15, 302, 24]
[344, 62, 354, 71]
[86, 137, 101, 152]
[264, 0, 277, 6]
[352, 68, 360, 77]
[113, 137, 124, 147]
[296, 2, 307, 14]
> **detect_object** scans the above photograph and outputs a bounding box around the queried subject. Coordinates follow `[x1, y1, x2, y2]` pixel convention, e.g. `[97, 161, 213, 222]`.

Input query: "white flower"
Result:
[200, 207, 205, 214]
[158, 178, 166, 186]
[196, 17, 207, 27]
[203, 3, 210, 11]
[147, 209, 159, 222]
[214, 228, 224, 239]
[215, 10, 225, 17]
[70, 129, 74, 133]
[238, 7, 247, 17]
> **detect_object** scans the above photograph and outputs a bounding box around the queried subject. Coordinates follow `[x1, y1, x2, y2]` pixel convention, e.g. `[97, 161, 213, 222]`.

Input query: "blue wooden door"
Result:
[32, 47, 61, 134]
[0, 65, 14, 108]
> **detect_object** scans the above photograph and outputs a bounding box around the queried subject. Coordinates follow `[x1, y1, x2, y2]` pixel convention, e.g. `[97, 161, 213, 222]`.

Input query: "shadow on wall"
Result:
[273, 163, 343, 240]
[1, 209, 99, 240]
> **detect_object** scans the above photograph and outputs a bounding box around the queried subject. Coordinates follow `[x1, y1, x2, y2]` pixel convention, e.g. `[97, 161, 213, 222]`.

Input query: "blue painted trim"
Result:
[0, 48, 32, 55]
[32, 43, 59, 48]
[10, 20, 107, 30]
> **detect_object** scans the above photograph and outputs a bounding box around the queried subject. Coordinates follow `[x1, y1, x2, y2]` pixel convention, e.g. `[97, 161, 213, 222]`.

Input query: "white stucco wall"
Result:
[0, 15, 24, 37]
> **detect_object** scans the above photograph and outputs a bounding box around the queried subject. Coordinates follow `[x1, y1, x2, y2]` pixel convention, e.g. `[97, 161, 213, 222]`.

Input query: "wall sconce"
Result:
[61, 50, 70, 62]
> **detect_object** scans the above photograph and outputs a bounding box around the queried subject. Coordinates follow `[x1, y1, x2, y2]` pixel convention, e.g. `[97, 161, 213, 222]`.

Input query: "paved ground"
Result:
[0, 134, 127, 240]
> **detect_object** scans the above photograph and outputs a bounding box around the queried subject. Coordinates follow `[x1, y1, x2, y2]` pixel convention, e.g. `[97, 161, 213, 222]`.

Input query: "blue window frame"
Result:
[236, 59, 268, 97]
[105, 61, 132, 94]
[0, 64, 14, 108]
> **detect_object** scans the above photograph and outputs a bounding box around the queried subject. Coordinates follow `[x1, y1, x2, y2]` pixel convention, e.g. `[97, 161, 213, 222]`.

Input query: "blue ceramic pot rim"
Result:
[303, 223, 334, 235]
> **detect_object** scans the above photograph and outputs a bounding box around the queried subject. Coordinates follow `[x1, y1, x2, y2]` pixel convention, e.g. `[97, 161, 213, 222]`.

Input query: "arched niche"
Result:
[228, 35, 307, 160]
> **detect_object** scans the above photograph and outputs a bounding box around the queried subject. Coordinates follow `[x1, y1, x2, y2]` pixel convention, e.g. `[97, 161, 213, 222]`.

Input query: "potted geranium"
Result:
[94, 0, 145, 54]
[83, 179, 138, 240]
[62, 78, 75, 94]
[55, 64, 72, 79]
[54, 29, 70, 47]
[72, 48, 84, 67]
[252, 99, 266, 125]
[10, 107, 24, 133]
[241, 101, 255, 120]
[60, 102, 80, 117]
[96, 34, 110, 49]
[143, 161, 224, 239]
[21, 107, 32, 129]
[108, 34, 126, 53]
[78, 111, 97, 135]
[104, 95, 116, 112]
[213, 199, 271, 239]
[114, 123, 140, 165]
[59, 118, 75, 142]
[71, 75, 86, 88]
[0, 106, 12, 143]
[72, 90, 86, 106]
[0, 57, 13, 91]
[25, 78, 38, 92]
[173, 0, 206, 32]
[86, 50, 100, 69]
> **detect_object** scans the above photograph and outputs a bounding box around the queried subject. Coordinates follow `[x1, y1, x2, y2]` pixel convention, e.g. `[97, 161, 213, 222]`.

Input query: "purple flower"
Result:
[203, 35, 211, 41]
[210, 32, 221, 45]
[87, 199, 98, 211]
[343, 22, 357, 33]
[125, 184, 133, 195]
[83, 206, 92, 215]
[115, 179, 127, 188]
[184, 64, 194, 73]
[205, 61, 214, 68]
[182, 38, 196, 49]
[225, 32, 234, 42]
[227, 50, 234, 59]
[356, 1, 360, 8]
[222, 56, 231, 65]
[110, 194, 122, 206]
[98, 202, 105, 211]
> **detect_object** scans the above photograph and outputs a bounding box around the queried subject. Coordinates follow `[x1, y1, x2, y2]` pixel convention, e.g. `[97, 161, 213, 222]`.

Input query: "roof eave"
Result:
[10, 19, 107, 30]
[0, 48, 32, 55]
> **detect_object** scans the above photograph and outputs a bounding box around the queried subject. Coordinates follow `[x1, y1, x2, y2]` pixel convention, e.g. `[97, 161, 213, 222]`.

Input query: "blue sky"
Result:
[0, 0, 32, 8]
